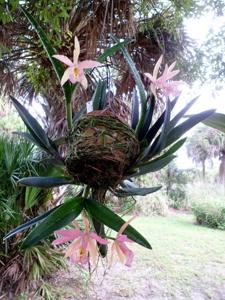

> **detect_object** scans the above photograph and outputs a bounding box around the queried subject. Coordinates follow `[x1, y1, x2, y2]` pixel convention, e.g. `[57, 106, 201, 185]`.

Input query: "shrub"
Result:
[192, 201, 225, 230]
[135, 193, 169, 216]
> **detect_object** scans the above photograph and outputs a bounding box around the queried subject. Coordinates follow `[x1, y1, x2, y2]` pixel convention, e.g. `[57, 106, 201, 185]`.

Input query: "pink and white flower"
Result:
[144, 55, 182, 99]
[53, 36, 102, 89]
[52, 216, 108, 265]
[110, 216, 135, 267]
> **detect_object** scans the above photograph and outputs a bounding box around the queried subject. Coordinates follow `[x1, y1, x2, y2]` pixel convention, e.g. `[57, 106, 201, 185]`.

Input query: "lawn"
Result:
[51, 212, 225, 300]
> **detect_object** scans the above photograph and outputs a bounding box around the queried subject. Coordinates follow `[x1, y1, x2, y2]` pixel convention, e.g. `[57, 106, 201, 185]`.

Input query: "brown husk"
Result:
[65, 110, 139, 188]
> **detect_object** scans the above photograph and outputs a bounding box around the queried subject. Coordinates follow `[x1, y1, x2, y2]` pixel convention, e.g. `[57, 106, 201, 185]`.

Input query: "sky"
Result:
[183, 13, 225, 114]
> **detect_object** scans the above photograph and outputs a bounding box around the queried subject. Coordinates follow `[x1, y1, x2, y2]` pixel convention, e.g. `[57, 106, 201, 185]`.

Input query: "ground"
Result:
[51, 212, 225, 300]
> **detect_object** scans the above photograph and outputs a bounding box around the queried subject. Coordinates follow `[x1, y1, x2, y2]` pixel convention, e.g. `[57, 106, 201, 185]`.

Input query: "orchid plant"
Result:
[4, 7, 215, 270]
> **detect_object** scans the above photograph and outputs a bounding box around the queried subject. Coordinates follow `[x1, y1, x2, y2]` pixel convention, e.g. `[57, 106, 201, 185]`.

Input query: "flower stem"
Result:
[66, 101, 73, 131]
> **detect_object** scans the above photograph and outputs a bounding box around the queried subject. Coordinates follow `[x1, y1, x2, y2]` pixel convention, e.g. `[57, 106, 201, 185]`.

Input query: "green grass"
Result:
[132, 213, 225, 299]
[50, 213, 225, 300]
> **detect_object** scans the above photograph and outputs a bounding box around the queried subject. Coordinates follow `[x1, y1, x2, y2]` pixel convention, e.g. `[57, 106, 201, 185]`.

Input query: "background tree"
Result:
[186, 125, 225, 180]
[0, 0, 207, 135]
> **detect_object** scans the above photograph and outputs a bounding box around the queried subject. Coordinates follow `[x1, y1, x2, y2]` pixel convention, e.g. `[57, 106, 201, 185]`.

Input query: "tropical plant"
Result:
[3, 9, 215, 273]
[186, 125, 225, 181]
[0, 0, 202, 136]
[0, 135, 66, 296]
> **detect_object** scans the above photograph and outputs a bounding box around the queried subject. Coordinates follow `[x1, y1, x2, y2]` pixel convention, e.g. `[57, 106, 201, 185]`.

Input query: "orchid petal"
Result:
[73, 36, 80, 65]
[144, 72, 155, 82]
[117, 216, 136, 236]
[52, 229, 81, 245]
[115, 243, 126, 264]
[119, 242, 134, 267]
[61, 67, 72, 86]
[52, 55, 73, 66]
[90, 232, 108, 244]
[167, 61, 177, 72]
[68, 70, 77, 84]
[82, 215, 90, 232]
[117, 234, 133, 243]
[88, 238, 98, 264]
[79, 75, 88, 89]
[153, 55, 163, 79]
[78, 60, 102, 70]
[65, 237, 82, 258]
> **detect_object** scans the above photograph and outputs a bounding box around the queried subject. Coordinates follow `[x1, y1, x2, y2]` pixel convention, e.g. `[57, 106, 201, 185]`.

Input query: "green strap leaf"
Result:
[166, 109, 215, 148]
[10, 96, 58, 157]
[92, 80, 107, 110]
[84, 198, 151, 249]
[146, 99, 171, 158]
[129, 155, 176, 178]
[138, 96, 155, 140]
[21, 197, 84, 249]
[169, 96, 199, 129]
[18, 176, 74, 188]
[111, 35, 147, 134]
[13, 131, 38, 145]
[97, 39, 131, 62]
[115, 186, 162, 197]
[4, 206, 61, 240]
[202, 112, 225, 133]
[20, 6, 72, 103]
[131, 89, 140, 130]
[145, 97, 178, 144]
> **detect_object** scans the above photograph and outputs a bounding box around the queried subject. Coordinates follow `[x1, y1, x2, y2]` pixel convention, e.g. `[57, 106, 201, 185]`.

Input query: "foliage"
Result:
[0, 0, 209, 135]
[192, 201, 225, 230]
[186, 125, 225, 178]
[135, 193, 169, 216]
[186, 181, 225, 223]
[0, 135, 66, 295]
[164, 162, 197, 209]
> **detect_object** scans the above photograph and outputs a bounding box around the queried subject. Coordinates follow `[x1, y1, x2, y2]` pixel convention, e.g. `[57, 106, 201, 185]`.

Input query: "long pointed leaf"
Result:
[147, 99, 171, 158]
[13, 131, 38, 145]
[145, 97, 178, 144]
[111, 35, 147, 134]
[10, 96, 58, 157]
[21, 197, 84, 248]
[166, 109, 215, 148]
[128, 155, 176, 178]
[202, 112, 225, 133]
[115, 186, 162, 197]
[131, 89, 139, 130]
[138, 96, 155, 140]
[4, 206, 61, 240]
[20, 6, 72, 103]
[18, 176, 73, 188]
[92, 80, 107, 110]
[169, 96, 199, 129]
[85, 198, 151, 249]
[97, 40, 131, 62]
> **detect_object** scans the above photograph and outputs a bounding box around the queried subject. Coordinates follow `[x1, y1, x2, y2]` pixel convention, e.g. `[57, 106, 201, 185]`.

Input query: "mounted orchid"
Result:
[5, 7, 215, 274]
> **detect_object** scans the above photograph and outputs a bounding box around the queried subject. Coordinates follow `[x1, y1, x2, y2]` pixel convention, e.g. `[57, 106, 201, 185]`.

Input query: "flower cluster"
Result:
[52, 216, 135, 268]
[144, 55, 182, 99]
[53, 37, 182, 98]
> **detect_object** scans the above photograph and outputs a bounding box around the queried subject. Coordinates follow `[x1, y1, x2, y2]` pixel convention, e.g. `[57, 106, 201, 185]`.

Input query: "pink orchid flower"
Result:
[144, 55, 182, 98]
[110, 216, 136, 267]
[53, 36, 102, 89]
[52, 216, 108, 265]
